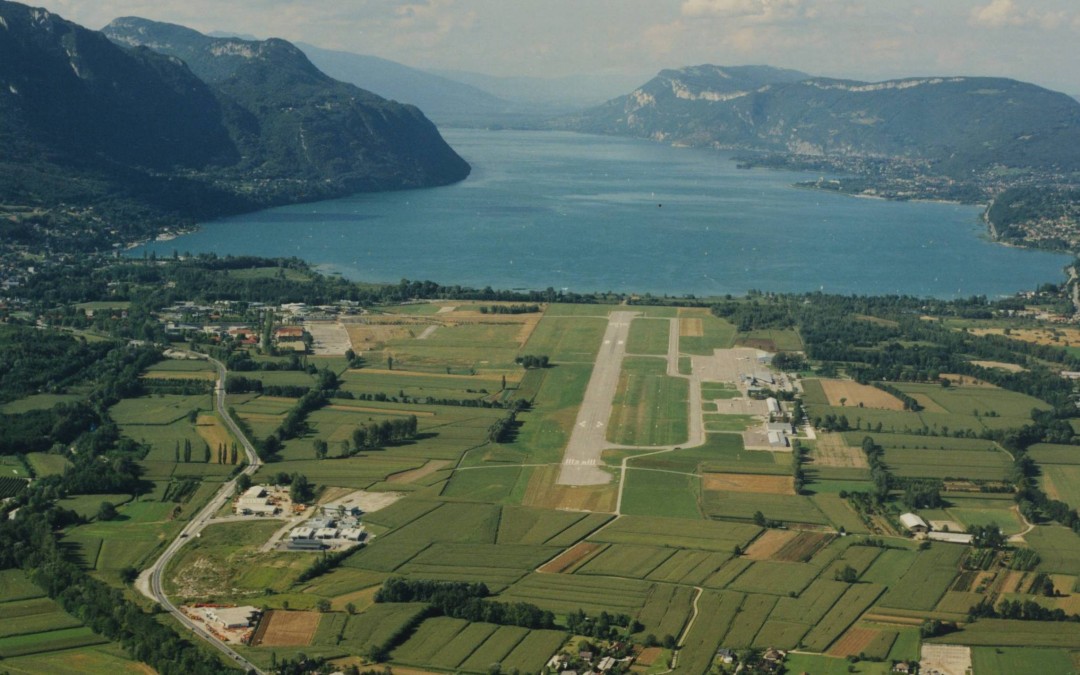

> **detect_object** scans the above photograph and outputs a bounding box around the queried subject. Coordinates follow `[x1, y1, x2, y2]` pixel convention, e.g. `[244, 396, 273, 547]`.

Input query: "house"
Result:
[597, 657, 616, 672]
[315, 527, 340, 539]
[899, 513, 929, 534]
[578, 651, 593, 663]
[206, 606, 260, 629]
[891, 662, 912, 674]
[716, 648, 735, 664]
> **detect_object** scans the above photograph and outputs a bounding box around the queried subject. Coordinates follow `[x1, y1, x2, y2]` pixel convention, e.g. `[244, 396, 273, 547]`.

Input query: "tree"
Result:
[313, 439, 328, 460]
[97, 501, 118, 521]
[183, 438, 192, 463]
[316, 598, 331, 612]
[345, 602, 357, 615]
[834, 565, 858, 583]
[119, 566, 139, 584]
[236, 473, 253, 495]
[753, 510, 767, 527]
[290, 474, 314, 504]
[203, 442, 210, 463]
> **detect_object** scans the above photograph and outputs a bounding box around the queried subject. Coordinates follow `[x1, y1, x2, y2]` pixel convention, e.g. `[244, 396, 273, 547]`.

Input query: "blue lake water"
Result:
[131, 129, 1072, 298]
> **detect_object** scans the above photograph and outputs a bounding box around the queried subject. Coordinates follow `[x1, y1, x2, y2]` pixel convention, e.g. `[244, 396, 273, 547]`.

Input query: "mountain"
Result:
[103, 17, 470, 187]
[0, 3, 469, 250]
[558, 64, 1080, 174]
[295, 43, 513, 125]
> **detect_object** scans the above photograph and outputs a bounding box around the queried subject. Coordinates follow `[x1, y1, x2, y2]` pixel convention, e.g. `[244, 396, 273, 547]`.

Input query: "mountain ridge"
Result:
[558, 64, 1080, 175]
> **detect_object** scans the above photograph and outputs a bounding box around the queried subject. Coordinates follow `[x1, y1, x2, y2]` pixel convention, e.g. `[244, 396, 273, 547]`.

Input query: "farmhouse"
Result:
[900, 513, 929, 534]
[767, 431, 789, 448]
[767, 397, 781, 414]
[206, 606, 260, 629]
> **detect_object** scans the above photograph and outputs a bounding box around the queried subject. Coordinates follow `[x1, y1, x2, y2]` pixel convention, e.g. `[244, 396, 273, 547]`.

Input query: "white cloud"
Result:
[970, 0, 1071, 30]
[681, 0, 805, 22]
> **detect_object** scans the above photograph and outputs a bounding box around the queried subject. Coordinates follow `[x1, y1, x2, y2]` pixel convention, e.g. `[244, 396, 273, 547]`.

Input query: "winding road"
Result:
[135, 352, 265, 674]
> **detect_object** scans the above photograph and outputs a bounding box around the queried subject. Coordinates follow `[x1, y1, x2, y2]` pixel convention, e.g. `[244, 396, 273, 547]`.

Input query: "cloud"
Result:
[681, 0, 805, 22]
[970, 0, 1071, 30]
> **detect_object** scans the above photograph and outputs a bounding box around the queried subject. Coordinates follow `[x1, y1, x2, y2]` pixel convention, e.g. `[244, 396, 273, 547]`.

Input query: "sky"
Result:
[31, 0, 1080, 94]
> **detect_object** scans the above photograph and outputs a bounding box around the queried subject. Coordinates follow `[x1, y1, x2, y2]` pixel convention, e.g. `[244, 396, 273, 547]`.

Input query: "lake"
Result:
[131, 129, 1072, 298]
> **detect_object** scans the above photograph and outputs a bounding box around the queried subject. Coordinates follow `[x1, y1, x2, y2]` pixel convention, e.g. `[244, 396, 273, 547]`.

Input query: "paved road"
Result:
[557, 311, 637, 485]
[136, 352, 265, 674]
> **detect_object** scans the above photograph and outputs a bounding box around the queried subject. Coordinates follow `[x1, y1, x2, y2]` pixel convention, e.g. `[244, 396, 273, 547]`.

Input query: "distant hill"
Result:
[557, 64, 1080, 174]
[295, 43, 513, 125]
[432, 68, 656, 112]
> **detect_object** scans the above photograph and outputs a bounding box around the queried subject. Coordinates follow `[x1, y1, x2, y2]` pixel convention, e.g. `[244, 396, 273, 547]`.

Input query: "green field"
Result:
[607, 357, 688, 446]
[620, 469, 701, 519]
[702, 491, 829, 525]
[934, 619, 1080, 648]
[626, 318, 671, 355]
[971, 646, 1075, 674]
[1026, 526, 1080, 575]
[590, 515, 760, 552]
[878, 544, 964, 611]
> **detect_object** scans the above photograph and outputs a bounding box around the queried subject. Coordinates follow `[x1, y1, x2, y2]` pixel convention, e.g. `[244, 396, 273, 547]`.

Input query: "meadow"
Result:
[607, 357, 688, 446]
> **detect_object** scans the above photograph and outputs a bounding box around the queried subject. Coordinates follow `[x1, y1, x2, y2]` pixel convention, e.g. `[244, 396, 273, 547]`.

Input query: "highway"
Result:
[136, 352, 265, 674]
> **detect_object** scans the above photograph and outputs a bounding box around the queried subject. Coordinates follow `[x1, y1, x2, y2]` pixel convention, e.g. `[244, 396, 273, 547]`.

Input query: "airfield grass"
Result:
[737, 328, 804, 352]
[678, 313, 736, 355]
[626, 318, 671, 356]
[622, 433, 789, 475]
[502, 363, 593, 465]
[606, 357, 688, 446]
[521, 316, 607, 362]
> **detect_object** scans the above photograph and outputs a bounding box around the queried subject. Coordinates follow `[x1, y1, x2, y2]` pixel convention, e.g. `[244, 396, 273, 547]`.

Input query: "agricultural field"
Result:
[0, 570, 149, 672]
[30, 301, 1077, 675]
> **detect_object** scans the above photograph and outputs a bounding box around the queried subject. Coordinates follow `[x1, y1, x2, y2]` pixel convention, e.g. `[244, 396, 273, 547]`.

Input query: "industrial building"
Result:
[206, 606, 260, 629]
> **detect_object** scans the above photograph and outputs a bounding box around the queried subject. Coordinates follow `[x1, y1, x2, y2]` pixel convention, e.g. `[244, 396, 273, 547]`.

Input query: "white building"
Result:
[290, 527, 315, 539]
[316, 527, 339, 539]
[766, 397, 781, 414]
[339, 527, 366, 541]
[899, 513, 929, 534]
